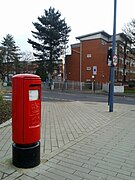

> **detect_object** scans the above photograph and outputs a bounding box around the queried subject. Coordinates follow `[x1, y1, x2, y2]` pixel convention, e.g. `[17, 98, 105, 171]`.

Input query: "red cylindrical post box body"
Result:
[12, 74, 41, 145]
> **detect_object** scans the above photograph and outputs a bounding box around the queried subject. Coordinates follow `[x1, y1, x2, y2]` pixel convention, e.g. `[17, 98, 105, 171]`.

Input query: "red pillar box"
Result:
[12, 74, 41, 168]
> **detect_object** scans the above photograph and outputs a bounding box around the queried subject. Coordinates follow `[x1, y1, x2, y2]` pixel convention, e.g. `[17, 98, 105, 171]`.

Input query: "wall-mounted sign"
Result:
[93, 66, 97, 75]
[113, 54, 118, 66]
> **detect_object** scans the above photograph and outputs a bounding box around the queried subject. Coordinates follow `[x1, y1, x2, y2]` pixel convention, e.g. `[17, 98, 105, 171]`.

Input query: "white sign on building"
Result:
[93, 66, 97, 75]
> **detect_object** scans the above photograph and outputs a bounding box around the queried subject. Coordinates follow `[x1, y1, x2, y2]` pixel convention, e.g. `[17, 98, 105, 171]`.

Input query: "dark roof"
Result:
[119, 33, 132, 43]
[71, 43, 80, 48]
[76, 30, 111, 40]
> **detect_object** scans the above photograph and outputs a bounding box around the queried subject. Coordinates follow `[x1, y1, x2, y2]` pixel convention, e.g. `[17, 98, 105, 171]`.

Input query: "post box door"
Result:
[12, 77, 24, 144]
[23, 79, 41, 144]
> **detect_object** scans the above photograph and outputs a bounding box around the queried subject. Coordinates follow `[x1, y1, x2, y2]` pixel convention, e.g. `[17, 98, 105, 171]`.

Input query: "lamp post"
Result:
[63, 45, 67, 90]
[92, 75, 95, 93]
[80, 41, 82, 91]
[109, 0, 117, 112]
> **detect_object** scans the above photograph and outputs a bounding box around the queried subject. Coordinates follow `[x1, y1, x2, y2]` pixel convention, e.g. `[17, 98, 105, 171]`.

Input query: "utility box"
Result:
[12, 74, 41, 168]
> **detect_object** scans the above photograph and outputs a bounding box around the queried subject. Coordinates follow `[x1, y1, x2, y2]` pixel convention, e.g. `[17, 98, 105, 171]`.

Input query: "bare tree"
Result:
[122, 19, 135, 46]
[21, 51, 34, 72]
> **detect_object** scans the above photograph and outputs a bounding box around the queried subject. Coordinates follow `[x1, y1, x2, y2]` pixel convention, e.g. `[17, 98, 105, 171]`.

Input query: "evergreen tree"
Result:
[0, 46, 6, 80]
[35, 61, 48, 81]
[0, 34, 21, 79]
[28, 7, 71, 82]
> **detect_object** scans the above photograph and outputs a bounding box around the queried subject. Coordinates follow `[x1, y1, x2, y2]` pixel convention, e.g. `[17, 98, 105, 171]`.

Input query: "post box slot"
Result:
[29, 84, 40, 87]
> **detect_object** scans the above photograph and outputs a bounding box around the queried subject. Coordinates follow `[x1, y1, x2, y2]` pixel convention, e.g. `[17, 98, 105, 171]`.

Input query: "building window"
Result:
[119, 57, 124, 64]
[101, 39, 107, 45]
[86, 54, 91, 58]
[119, 44, 124, 53]
[86, 67, 91, 71]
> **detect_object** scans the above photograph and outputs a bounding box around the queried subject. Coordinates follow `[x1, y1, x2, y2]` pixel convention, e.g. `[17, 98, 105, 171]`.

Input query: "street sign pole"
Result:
[109, 0, 117, 112]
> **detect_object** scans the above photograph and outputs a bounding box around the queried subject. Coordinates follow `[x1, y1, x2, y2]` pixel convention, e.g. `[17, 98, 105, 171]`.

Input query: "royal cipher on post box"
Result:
[12, 74, 41, 168]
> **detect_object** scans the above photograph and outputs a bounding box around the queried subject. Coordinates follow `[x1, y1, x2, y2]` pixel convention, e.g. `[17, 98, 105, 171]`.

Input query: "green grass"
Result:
[124, 89, 135, 93]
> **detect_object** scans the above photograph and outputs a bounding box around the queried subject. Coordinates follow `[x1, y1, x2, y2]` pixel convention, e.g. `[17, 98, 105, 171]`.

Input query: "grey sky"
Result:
[0, 0, 134, 51]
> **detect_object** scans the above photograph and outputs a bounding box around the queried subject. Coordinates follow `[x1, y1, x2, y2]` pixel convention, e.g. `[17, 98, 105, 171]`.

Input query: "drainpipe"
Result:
[80, 41, 82, 91]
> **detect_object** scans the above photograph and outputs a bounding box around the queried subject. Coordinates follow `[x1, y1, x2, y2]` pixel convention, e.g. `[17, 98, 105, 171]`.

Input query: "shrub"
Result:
[129, 81, 135, 88]
[0, 92, 12, 124]
[0, 93, 4, 102]
[7, 81, 12, 86]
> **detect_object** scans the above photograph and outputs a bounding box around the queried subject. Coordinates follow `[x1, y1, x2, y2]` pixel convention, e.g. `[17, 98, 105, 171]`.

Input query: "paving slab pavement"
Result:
[0, 100, 135, 179]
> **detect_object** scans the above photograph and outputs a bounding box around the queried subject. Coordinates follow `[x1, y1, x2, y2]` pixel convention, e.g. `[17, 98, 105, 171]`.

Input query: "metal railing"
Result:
[42, 80, 102, 91]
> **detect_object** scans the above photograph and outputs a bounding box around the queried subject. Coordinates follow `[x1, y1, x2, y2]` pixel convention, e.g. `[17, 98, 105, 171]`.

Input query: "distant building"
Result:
[0, 45, 63, 81]
[66, 31, 135, 84]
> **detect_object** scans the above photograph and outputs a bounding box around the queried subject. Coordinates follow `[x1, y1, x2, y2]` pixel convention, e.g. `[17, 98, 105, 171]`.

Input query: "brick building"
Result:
[66, 31, 135, 84]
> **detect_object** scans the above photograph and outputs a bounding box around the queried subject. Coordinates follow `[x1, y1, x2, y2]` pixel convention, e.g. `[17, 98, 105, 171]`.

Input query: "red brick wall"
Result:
[81, 39, 110, 83]
[66, 46, 80, 81]
[66, 39, 110, 83]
